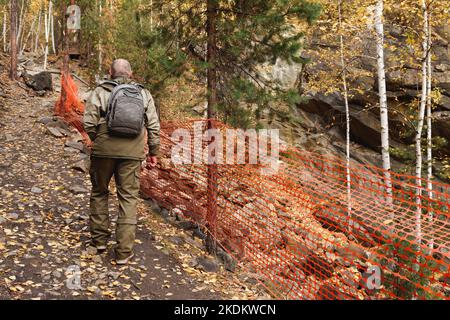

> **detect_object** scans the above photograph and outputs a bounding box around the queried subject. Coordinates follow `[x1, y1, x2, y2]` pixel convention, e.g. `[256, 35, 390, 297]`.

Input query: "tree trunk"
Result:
[44, 1, 52, 70]
[62, 3, 69, 77]
[9, 0, 18, 80]
[51, 5, 55, 54]
[338, 0, 352, 229]
[150, 0, 153, 31]
[16, 0, 24, 49]
[374, 0, 393, 206]
[3, 10, 7, 52]
[98, 0, 103, 74]
[206, 0, 218, 254]
[35, 8, 41, 52]
[426, 8, 433, 252]
[415, 0, 430, 247]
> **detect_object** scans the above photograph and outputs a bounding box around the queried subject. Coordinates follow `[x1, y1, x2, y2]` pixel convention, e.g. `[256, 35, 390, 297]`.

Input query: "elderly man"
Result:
[83, 59, 160, 264]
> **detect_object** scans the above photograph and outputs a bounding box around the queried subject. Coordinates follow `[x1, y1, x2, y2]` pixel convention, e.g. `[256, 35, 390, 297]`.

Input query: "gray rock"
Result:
[71, 160, 88, 173]
[47, 290, 61, 297]
[7, 212, 19, 220]
[37, 117, 54, 125]
[146, 199, 161, 214]
[4, 133, 15, 142]
[192, 227, 207, 240]
[160, 207, 170, 218]
[65, 141, 85, 152]
[300, 254, 334, 280]
[196, 256, 220, 273]
[31, 187, 43, 194]
[42, 101, 55, 109]
[192, 102, 208, 116]
[168, 236, 184, 245]
[46, 126, 65, 138]
[52, 270, 62, 278]
[92, 255, 103, 263]
[57, 206, 70, 213]
[32, 162, 45, 169]
[175, 220, 197, 231]
[433, 111, 450, 147]
[68, 185, 89, 194]
[77, 214, 89, 221]
[23, 71, 53, 91]
[46, 118, 71, 131]
[64, 147, 80, 154]
[257, 57, 303, 90]
[217, 248, 237, 272]
[0, 216, 6, 224]
[108, 271, 121, 280]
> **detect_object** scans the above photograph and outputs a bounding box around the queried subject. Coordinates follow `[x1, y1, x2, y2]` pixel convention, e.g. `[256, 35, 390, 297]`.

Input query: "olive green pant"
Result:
[89, 157, 141, 260]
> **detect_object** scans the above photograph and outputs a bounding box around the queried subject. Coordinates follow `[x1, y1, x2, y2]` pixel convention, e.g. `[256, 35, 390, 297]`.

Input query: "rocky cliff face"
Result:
[259, 23, 450, 182]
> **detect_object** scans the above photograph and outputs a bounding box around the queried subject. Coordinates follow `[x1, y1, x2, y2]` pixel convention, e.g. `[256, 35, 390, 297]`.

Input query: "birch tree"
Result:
[43, 1, 53, 70]
[2, 9, 6, 52]
[374, 0, 393, 205]
[98, 0, 103, 75]
[337, 0, 352, 225]
[16, 0, 24, 49]
[34, 6, 41, 52]
[50, 1, 55, 54]
[414, 0, 432, 246]
[9, 0, 18, 80]
[425, 8, 433, 251]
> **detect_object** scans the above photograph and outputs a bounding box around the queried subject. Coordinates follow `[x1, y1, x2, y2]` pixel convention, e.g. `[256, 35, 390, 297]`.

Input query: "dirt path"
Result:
[0, 63, 269, 300]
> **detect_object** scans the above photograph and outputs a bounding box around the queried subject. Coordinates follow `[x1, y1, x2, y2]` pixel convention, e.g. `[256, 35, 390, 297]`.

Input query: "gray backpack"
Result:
[102, 81, 145, 137]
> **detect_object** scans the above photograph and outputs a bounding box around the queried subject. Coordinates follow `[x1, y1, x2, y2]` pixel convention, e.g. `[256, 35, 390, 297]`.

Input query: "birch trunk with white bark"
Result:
[414, 0, 430, 247]
[43, 2, 52, 70]
[426, 9, 433, 252]
[35, 8, 41, 53]
[98, 0, 103, 74]
[50, 8, 55, 54]
[20, 14, 37, 55]
[338, 0, 352, 228]
[10, 0, 18, 80]
[2, 10, 6, 52]
[374, 0, 393, 206]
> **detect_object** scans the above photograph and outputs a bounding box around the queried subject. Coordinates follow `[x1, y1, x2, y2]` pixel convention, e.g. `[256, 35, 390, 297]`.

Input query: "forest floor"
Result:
[0, 56, 270, 300]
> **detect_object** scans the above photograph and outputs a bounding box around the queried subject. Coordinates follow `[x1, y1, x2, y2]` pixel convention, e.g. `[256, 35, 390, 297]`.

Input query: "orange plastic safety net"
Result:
[55, 74, 90, 143]
[56, 74, 450, 300]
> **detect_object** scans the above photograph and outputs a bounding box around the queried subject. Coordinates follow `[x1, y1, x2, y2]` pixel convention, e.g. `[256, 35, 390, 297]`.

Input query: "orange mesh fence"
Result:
[56, 74, 450, 300]
[55, 74, 90, 143]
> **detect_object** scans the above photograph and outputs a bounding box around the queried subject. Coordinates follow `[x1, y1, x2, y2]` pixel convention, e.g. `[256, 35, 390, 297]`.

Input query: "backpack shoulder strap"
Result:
[98, 81, 118, 118]
[98, 80, 118, 92]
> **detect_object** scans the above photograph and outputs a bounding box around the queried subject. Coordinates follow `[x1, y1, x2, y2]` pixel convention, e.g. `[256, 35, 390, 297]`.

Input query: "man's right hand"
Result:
[146, 155, 158, 169]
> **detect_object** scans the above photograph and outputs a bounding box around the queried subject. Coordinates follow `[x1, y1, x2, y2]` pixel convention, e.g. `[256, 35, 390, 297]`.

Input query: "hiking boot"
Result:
[115, 253, 134, 265]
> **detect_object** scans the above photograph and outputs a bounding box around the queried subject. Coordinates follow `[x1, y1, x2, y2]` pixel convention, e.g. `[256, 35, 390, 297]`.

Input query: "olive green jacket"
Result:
[83, 77, 160, 160]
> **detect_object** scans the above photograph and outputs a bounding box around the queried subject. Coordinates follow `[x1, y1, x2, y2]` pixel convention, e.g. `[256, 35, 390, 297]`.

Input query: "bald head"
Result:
[110, 59, 132, 79]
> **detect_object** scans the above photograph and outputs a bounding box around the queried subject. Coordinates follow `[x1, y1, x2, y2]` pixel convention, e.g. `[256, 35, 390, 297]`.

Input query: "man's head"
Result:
[109, 59, 133, 79]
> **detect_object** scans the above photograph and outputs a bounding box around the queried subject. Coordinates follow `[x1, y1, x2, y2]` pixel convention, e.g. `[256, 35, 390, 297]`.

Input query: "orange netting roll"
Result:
[54, 73, 90, 143]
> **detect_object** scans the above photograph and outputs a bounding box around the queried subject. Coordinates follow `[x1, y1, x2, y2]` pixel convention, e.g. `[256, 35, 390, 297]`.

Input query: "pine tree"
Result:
[141, 0, 321, 127]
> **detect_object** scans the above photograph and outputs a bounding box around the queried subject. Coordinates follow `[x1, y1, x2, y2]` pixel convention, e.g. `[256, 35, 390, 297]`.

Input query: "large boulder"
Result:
[256, 57, 302, 90]
[297, 93, 407, 152]
[22, 71, 53, 91]
[434, 111, 450, 144]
